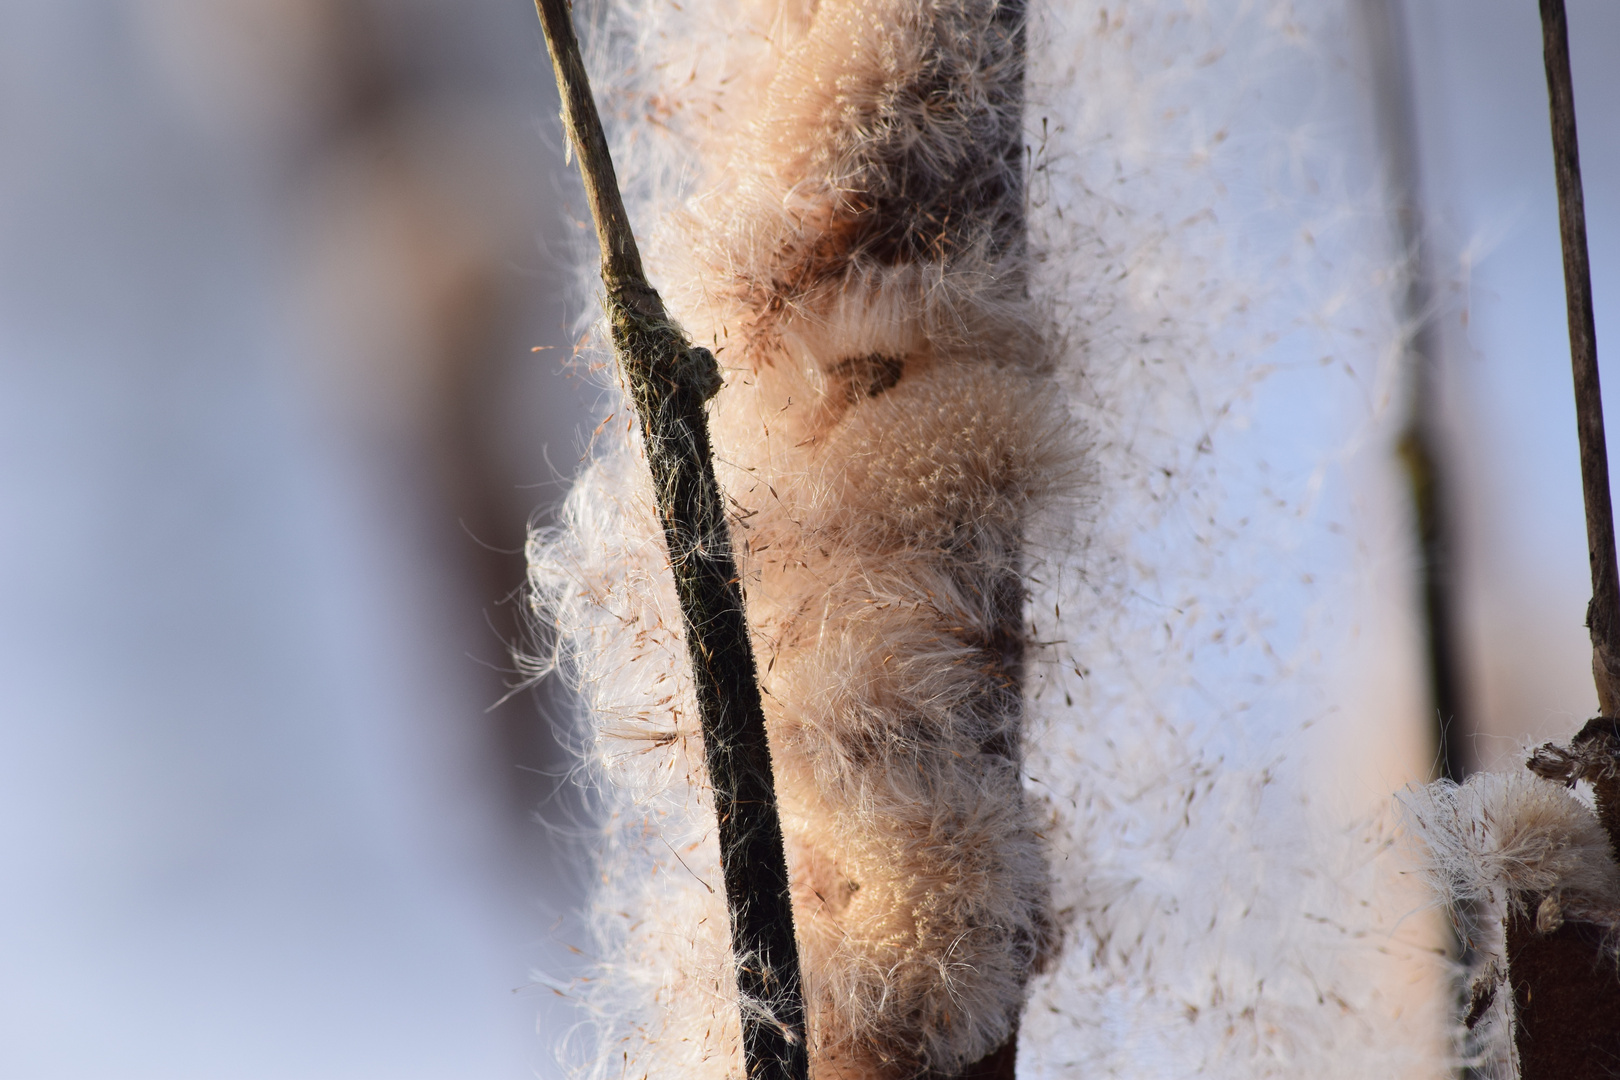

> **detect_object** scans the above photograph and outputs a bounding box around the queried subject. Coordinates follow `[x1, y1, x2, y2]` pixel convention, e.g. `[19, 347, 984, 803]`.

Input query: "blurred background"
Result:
[0, 1, 1612, 1077]
[0, 1, 595, 1076]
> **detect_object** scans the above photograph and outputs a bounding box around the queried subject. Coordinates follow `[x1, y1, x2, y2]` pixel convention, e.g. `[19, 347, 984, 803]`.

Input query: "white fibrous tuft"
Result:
[1400, 770, 1620, 1073]
[532, 1, 1453, 1078]
[534, 2, 1067, 1077]
[1401, 771, 1620, 924]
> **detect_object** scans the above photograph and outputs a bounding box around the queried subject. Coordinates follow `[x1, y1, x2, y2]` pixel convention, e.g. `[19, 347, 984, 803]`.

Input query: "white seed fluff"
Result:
[531, 2, 1456, 1078]
[533, 2, 1065, 1076]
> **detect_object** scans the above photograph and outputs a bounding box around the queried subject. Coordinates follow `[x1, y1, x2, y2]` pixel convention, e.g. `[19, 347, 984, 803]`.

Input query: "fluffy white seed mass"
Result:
[531, 1, 1453, 1078]
[1402, 771, 1620, 925]
[534, 2, 1064, 1076]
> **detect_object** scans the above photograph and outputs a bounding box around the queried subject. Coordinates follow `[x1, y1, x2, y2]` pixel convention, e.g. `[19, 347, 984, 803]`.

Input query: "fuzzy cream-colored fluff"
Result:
[533, 2, 1067, 1077]
[1401, 769, 1620, 1074]
[533, 1, 1454, 1078]
[1402, 771, 1620, 925]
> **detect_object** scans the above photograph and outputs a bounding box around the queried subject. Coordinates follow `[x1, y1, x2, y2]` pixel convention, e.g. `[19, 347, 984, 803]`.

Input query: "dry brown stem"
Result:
[532, 2, 809, 1077]
[1497, 4, 1620, 1076]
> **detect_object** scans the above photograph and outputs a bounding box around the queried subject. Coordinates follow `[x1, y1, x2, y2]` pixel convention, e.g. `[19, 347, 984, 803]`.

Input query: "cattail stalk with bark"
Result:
[529, 1, 1058, 1077]
[533, 1, 809, 1075]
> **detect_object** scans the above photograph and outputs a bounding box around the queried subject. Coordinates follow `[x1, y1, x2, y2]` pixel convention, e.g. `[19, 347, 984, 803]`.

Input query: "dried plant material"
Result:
[1401, 10, 1620, 1075]
[532, 1, 1454, 1078]
[1402, 771, 1620, 926]
[533, 0, 812, 1072]
[533, 1, 1060, 1076]
[1401, 768, 1620, 1073]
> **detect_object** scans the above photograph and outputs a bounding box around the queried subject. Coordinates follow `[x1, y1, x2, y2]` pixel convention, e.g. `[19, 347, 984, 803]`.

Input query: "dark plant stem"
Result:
[1502, 5, 1620, 1077]
[1538, 0, 1620, 886]
[1504, 902, 1620, 1080]
[1541, 0, 1620, 728]
[532, 3, 808, 1077]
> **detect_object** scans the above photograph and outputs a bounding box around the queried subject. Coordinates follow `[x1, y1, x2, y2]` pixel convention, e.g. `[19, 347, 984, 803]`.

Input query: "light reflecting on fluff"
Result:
[531, 2, 1452, 1078]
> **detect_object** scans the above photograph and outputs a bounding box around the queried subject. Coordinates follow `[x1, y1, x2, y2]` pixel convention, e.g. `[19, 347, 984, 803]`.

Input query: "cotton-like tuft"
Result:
[1401, 770, 1620, 924]
[533, 2, 1068, 1076]
[1401, 768, 1620, 1075]
[532, 1, 1455, 1078]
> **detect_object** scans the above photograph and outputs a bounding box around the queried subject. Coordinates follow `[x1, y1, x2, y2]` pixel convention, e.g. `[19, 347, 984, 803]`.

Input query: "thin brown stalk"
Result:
[1538, 0, 1620, 877]
[1499, 4, 1620, 1076]
[531, 2, 809, 1077]
[1541, 0, 1620, 726]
